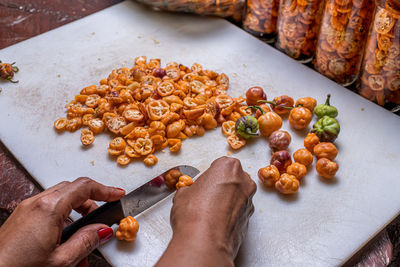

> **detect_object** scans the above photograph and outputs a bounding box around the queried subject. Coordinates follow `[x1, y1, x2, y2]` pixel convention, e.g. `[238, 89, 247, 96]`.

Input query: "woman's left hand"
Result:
[0, 177, 125, 267]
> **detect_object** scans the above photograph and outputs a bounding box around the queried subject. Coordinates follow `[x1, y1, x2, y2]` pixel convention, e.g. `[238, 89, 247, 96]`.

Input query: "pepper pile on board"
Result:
[226, 87, 341, 195]
[54, 57, 244, 167]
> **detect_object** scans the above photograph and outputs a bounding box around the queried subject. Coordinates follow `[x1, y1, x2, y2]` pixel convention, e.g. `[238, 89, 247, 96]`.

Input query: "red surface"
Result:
[0, 0, 122, 49]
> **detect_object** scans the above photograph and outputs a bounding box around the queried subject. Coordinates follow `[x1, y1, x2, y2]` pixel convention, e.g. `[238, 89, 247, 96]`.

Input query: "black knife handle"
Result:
[61, 200, 124, 243]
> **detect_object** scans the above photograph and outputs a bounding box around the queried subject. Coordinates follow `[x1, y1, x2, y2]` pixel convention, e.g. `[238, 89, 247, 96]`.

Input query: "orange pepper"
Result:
[168, 138, 182, 153]
[314, 142, 338, 160]
[295, 97, 317, 112]
[275, 173, 299, 194]
[116, 216, 139, 242]
[54, 118, 68, 131]
[258, 165, 280, 187]
[286, 163, 307, 179]
[165, 169, 182, 189]
[289, 106, 312, 130]
[143, 154, 158, 166]
[304, 133, 320, 153]
[176, 175, 194, 189]
[316, 158, 339, 179]
[80, 129, 95, 146]
[257, 110, 282, 137]
[293, 148, 313, 167]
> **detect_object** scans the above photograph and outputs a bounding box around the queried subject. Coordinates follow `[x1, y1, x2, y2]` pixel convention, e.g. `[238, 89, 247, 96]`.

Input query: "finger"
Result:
[172, 186, 190, 204]
[21, 181, 72, 203]
[74, 199, 99, 216]
[53, 177, 125, 212]
[51, 224, 113, 266]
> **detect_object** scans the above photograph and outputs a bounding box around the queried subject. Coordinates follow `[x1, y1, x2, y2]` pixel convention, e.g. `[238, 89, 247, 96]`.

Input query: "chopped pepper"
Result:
[311, 116, 340, 142]
[314, 94, 338, 118]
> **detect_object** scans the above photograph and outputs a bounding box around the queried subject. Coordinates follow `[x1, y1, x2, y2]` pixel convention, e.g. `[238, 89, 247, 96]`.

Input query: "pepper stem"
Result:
[325, 94, 331, 106]
[11, 63, 19, 73]
[257, 100, 275, 106]
[247, 105, 265, 115]
[257, 100, 293, 109]
[7, 76, 19, 83]
[246, 128, 259, 136]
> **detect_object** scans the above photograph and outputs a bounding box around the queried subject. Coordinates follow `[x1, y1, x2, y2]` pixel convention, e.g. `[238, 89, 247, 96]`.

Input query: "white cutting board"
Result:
[1, 1, 400, 266]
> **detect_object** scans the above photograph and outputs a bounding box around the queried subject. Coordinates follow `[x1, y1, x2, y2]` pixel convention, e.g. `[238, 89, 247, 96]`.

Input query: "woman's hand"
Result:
[157, 157, 257, 267]
[0, 177, 125, 267]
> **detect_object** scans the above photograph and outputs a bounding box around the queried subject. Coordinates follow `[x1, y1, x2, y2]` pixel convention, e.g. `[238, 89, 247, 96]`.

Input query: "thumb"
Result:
[51, 224, 113, 266]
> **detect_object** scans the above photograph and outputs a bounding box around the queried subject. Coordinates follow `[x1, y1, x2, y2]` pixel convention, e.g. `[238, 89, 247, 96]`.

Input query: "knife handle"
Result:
[61, 200, 124, 243]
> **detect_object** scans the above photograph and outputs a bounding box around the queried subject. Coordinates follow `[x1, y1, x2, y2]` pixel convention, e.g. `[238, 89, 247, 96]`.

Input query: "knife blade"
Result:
[60, 165, 200, 243]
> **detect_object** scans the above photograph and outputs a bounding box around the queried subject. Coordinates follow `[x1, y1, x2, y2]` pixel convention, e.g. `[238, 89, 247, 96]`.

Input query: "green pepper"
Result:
[311, 116, 340, 142]
[314, 94, 338, 118]
[235, 115, 259, 139]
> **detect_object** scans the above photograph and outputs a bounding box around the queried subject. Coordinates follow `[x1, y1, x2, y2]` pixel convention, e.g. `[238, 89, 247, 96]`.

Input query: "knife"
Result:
[61, 165, 200, 243]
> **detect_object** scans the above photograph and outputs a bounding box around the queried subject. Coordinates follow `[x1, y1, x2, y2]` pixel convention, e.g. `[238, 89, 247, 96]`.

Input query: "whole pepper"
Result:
[248, 106, 282, 137]
[295, 97, 317, 113]
[289, 106, 312, 130]
[0, 61, 19, 83]
[235, 115, 259, 139]
[311, 116, 340, 142]
[314, 94, 338, 118]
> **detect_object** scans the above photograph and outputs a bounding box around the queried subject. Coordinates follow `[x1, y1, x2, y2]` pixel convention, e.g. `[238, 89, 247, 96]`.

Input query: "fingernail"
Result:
[97, 227, 113, 245]
[115, 187, 125, 192]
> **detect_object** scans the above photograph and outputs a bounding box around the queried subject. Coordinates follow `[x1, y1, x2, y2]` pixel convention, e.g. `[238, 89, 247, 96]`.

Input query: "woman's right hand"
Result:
[157, 157, 257, 267]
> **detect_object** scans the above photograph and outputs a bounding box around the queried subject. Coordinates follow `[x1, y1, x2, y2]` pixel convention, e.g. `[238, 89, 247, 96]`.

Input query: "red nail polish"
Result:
[115, 187, 125, 192]
[97, 227, 113, 245]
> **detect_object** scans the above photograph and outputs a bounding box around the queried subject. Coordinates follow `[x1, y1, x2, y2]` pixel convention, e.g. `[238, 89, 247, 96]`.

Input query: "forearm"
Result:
[156, 227, 234, 267]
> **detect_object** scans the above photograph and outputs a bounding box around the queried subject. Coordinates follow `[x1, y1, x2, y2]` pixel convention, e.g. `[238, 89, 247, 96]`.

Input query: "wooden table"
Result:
[0, 1, 398, 266]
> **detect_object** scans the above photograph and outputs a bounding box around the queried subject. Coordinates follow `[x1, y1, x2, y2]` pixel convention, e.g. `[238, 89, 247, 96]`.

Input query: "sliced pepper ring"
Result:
[222, 121, 236, 136]
[157, 81, 175, 96]
[147, 100, 170, 120]
[133, 138, 153, 156]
